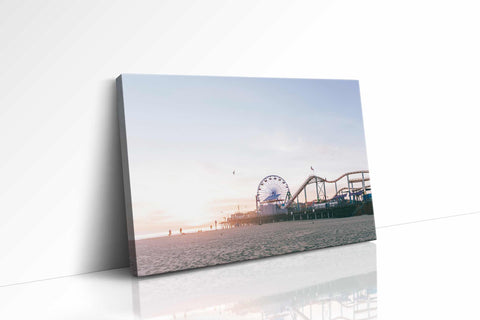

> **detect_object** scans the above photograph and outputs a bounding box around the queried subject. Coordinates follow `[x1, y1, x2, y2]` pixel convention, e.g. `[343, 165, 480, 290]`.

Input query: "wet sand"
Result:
[135, 215, 376, 276]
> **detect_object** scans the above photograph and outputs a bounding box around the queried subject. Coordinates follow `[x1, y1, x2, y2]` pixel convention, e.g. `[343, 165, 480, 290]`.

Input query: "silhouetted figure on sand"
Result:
[179, 228, 182, 234]
[210, 225, 212, 230]
[215, 220, 218, 229]
[168, 229, 172, 236]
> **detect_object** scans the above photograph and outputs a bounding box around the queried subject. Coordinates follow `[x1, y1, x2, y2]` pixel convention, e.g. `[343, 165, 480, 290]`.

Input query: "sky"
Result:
[121, 74, 369, 237]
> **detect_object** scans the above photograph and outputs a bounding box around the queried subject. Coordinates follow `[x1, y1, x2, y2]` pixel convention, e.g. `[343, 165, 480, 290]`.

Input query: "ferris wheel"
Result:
[256, 175, 291, 208]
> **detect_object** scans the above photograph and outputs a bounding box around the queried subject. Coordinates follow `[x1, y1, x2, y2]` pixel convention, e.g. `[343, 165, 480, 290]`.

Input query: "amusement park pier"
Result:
[223, 171, 373, 228]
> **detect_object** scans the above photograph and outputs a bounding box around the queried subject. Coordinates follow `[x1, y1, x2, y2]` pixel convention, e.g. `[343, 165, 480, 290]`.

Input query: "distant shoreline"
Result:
[135, 214, 374, 242]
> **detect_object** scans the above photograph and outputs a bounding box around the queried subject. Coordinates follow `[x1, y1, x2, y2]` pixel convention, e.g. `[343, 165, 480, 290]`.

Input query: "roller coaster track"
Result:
[331, 185, 371, 198]
[286, 170, 369, 207]
[319, 170, 369, 183]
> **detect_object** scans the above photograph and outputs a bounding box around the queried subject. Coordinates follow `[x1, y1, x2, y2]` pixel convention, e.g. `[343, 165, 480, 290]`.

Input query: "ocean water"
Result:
[135, 215, 376, 276]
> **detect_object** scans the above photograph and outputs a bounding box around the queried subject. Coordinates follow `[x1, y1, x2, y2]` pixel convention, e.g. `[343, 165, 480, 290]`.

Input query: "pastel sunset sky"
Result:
[121, 74, 369, 237]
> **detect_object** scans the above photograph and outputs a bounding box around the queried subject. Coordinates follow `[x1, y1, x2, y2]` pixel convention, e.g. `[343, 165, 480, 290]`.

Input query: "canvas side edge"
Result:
[116, 75, 139, 276]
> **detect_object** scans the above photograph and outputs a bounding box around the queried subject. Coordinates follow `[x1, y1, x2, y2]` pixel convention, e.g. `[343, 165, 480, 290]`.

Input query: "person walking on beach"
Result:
[179, 227, 182, 234]
[215, 220, 217, 230]
[168, 229, 172, 236]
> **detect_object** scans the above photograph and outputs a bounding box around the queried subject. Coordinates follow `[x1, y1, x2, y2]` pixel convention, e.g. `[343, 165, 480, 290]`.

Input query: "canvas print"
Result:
[117, 74, 376, 276]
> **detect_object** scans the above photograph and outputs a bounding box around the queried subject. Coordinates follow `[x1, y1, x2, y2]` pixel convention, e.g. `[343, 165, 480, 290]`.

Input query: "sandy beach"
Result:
[135, 215, 376, 276]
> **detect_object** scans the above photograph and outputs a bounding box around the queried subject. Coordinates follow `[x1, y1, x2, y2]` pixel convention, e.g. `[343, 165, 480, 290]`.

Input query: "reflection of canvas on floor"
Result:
[117, 74, 376, 276]
[134, 242, 377, 319]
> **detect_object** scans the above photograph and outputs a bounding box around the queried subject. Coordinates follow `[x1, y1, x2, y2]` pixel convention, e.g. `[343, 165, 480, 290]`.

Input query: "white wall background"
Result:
[1, 0, 479, 286]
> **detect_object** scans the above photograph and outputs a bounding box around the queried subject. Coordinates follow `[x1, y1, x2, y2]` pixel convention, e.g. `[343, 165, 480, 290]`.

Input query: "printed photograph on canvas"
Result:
[117, 74, 376, 276]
